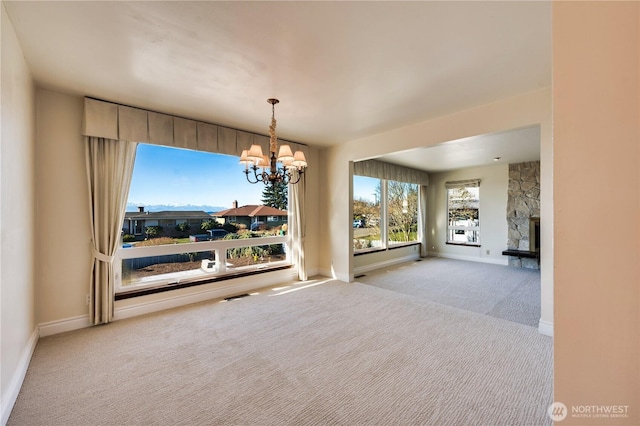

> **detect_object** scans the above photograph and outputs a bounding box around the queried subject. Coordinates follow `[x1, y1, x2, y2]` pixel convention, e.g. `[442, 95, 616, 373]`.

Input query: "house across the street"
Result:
[123, 207, 213, 237]
[213, 201, 287, 230]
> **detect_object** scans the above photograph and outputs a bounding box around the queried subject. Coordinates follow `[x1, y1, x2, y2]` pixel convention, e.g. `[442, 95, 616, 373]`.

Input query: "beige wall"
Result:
[1, 4, 37, 421]
[322, 88, 553, 329]
[553, 2, 639, 424]
[427, 164, 508, 264]
[35, 91, 90, 324]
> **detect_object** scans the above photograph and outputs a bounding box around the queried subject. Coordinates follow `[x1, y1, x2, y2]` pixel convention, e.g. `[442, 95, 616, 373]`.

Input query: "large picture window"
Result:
[446, 180, 480, 245]
[352, 176, 419, 253]
[116, 144, 291, 293]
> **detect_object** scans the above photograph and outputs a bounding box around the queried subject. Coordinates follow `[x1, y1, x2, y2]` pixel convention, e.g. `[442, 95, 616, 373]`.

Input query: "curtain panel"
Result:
[353, 159, 429, 186]
[85, 137, 137, 325]
[82, 97, 307, 157]
[289, 170, 307, 281]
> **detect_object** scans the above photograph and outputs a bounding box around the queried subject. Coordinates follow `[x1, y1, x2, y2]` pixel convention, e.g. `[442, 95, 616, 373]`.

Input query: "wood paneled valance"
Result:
[353, 159, 429, 186]
[82, 97, 307, 157]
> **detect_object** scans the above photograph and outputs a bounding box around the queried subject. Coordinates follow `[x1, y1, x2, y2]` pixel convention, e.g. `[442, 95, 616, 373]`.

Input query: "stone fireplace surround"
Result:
[506, 161, 540, 269]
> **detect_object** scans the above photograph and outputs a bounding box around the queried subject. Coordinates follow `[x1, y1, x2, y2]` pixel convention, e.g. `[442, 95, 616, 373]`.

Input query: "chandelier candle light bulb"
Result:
[239, 150, 251, 170]
[241, 98, 307, 185]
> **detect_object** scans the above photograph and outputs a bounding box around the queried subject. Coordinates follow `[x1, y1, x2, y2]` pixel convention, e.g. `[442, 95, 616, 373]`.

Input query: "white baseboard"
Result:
[353, 253, 421, 276]
[2, 328, 39, 426]
[37, 269, 300, 337]
[317, 268, 333, 279]
[305, 267, 321, 278]
[328, 270, 352, 282]
[316, 266, 351, 282]
[114, 269, 299, 321]
[538, 319, 554, 337]
[428, 252, 508, 266]
[38, 314, 91, 337]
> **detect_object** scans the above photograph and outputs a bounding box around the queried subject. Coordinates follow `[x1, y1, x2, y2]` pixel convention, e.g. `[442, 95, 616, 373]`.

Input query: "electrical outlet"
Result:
[86, 294, 90, 305]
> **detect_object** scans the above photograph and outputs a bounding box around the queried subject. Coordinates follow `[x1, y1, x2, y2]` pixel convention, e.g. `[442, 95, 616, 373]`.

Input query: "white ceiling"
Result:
[4, 1, 550, 168]
[377, 125, 541, 173]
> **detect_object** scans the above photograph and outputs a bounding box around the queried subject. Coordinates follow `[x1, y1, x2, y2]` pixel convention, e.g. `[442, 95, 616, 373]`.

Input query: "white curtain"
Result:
[289, 170, 307, 281]
[85, 137, 137, 325]
[418, 185, 429, 257]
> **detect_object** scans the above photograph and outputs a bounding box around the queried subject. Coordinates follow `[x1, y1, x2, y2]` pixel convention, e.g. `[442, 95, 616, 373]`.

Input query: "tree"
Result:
[387, 181, 418, 242]
[144, 225, 163, 239]
[353, 198, 379, 223]
[448, 187, 479, 223]
[261, 181, 288, 210]
[175, 222, 191, 235]
[201, 219, 220, 231]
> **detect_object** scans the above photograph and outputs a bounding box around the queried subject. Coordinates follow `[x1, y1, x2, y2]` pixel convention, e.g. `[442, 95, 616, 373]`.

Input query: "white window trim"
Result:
[353, 178, 420, 253]
[446, 185, 480, 245]
[115, 235, 291, 293]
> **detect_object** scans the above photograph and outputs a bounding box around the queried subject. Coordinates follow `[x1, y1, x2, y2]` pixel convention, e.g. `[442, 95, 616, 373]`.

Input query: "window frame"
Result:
[386, 179, 419, 247]
[352, 177, 421, 254]
[446, 184, 480, 246]
[116, 143, 294, 294]
[114, 235, 291, 293]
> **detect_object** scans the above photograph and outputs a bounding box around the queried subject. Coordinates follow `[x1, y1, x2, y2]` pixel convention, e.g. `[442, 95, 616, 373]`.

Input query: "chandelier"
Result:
[240, 98, 307, 185]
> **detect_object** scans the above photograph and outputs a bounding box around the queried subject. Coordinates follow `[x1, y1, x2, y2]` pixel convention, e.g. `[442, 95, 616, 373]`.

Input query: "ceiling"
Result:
[378, 125, 541, 173]
[4, 1, 550, 168]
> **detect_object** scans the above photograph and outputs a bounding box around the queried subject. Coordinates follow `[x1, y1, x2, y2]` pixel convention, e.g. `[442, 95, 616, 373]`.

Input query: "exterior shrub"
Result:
[144, 225, 163, 239]
[223, 222, 238, 233]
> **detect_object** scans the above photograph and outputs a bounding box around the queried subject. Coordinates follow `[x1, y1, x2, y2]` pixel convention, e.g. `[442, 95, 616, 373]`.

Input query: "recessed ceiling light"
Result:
[493, 157, 501, 161]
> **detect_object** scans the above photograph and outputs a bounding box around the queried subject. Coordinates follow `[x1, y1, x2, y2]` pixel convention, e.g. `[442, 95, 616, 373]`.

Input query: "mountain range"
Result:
[126, 203, 227, 214]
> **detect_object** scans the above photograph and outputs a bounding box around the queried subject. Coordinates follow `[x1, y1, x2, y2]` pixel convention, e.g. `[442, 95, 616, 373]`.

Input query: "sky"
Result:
[128, 144, 381, 209]
[127, 144, 266, 209]
[353, 175, 380, 203]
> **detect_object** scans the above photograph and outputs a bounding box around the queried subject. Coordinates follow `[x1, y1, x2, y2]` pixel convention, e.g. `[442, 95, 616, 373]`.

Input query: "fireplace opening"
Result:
[530, 217, 540, 252]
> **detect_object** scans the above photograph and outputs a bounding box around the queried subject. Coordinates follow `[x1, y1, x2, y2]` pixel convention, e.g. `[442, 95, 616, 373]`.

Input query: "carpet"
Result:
[8, 278, 552, 425]
[357, 257, 542, 327]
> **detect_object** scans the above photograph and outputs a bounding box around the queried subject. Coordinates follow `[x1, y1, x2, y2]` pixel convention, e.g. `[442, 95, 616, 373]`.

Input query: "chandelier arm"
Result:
[287, 169, 303, 185]
[258, 168, 268, 183]
[280, 170, 290, 185]
[244, 168, 259, 184]
[252, 165, 267, 184]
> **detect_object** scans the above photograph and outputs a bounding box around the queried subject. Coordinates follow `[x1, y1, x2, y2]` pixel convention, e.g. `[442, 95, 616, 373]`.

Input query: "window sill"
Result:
[354, 242, 421, 256]
[115, 264, 293, 300]
[445, 242, 481, 247]
[354, 247, 386, 256]
[388, 242, 421, 251]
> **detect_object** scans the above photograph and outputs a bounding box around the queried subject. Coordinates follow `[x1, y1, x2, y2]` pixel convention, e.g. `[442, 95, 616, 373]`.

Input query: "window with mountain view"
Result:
[116, 144, 291, 293]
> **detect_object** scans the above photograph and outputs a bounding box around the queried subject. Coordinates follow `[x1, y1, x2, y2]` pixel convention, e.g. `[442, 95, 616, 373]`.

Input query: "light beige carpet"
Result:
[9, 278, 552, 425]
[358, 257, 542, 327]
